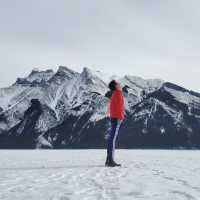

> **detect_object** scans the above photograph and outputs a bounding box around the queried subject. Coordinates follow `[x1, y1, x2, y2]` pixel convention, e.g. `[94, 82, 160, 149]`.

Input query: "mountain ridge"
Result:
[0, 66, 200, 149]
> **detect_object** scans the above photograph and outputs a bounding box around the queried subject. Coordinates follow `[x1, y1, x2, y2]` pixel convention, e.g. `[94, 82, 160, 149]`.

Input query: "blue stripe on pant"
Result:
[107, 118, 122, 161]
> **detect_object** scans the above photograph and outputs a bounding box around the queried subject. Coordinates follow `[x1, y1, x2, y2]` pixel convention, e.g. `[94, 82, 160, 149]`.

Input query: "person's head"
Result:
[108, 80, 121, 91]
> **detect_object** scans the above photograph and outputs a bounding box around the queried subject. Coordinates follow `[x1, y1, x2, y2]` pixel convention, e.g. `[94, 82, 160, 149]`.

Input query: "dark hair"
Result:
[108, 80, 117, 91]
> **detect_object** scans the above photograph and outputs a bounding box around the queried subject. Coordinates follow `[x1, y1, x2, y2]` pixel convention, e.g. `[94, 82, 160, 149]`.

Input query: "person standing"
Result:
[105, 80, 125, 167]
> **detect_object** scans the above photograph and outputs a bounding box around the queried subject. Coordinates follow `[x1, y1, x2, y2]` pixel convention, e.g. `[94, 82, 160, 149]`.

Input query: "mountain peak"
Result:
[57, 66, 77, 74]
[81, 67, 114, 84]
[81, 67, 96, 80]
[15, 68, 54, 86]
[31, 67, 40, 73]
[48, 66, 79, 84]
[82, 67, 92, 75]
[122, 75, 164, 90]
[29, 68, 54, 77]
[56, 66, 79, 78]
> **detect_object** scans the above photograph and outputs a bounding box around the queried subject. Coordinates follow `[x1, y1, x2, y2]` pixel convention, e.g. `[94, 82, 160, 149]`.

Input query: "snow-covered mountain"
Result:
[0, 66, 200, 149]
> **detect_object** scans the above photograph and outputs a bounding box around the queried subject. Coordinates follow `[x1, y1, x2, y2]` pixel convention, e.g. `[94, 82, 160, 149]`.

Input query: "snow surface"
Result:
[120, 75, 163, 91]
[164, 86, 200, 110]
[0, 85, 28, 110]
[0, 150, 200, 200]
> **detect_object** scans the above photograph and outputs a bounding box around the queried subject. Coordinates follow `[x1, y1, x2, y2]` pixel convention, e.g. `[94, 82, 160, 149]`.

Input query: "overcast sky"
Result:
[0, 0, 200, 91]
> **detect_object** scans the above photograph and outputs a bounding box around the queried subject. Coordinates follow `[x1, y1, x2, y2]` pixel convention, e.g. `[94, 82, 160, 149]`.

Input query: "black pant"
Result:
[106, 118, 122, 161]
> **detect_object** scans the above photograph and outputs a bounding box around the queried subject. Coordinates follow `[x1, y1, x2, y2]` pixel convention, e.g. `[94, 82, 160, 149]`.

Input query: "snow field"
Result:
[0, 150, 200, 200]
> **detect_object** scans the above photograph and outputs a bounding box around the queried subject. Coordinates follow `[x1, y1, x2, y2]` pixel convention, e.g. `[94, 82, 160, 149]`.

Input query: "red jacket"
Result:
[109, 89, 125, 120]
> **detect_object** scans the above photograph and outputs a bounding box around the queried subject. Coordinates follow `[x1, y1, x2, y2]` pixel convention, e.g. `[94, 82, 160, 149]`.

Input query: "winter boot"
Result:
[105, 158, 121, 167]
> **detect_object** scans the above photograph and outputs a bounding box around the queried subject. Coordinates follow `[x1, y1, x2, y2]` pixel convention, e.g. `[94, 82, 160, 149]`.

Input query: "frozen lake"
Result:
[0, 150, 200, 200]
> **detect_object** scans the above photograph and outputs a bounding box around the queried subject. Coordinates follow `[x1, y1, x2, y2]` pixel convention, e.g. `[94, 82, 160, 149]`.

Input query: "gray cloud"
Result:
[0, 0, 200, 91]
